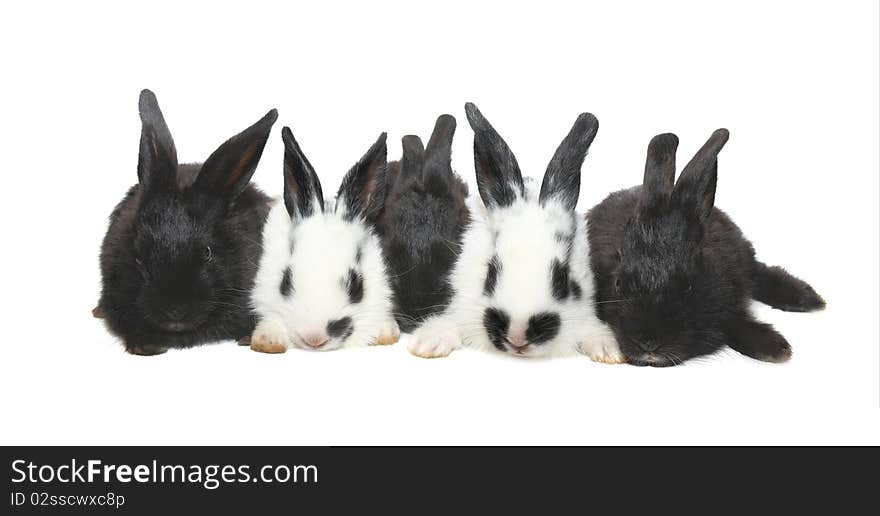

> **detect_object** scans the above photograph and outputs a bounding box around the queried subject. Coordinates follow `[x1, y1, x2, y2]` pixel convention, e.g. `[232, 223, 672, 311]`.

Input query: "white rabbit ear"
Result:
[672, 129, 729, 223]
[640, 133, 679, 212]
[195, 109, 277, 200]
[137, 89, 178, 191]
[465, 103, 524, 209]
[540, 112, 598, 211]
[281, 126, 324, 219]
[336, 133, 388, 222]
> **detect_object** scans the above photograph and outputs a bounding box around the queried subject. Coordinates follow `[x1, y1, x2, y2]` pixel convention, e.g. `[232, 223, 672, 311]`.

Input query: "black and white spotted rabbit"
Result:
[408, 103, 621, 362]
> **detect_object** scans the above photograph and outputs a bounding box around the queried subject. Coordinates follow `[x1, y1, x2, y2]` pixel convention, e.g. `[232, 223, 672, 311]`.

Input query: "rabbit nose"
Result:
[303, 334, 329, 349]
[164, 307, 187, 321]
[634, 338, 661, 352]
[507, 331, 529, 350]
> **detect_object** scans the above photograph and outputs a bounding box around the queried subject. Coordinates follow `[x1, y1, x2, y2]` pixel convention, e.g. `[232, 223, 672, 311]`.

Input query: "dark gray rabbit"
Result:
[95, 90, 277, 355]
[374, 115, 470, 332]
[588, 129, 825, 366]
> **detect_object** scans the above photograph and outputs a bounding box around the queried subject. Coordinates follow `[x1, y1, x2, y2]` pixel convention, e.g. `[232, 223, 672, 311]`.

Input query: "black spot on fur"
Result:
[526, 312, 561, 345]
[346, 269, 364, 304]
[570, 280, 582, 300]
[483, 307, 511, 352]
[327, 316, 354, 341]
[279, 267, 293, 297]
[551, 260, 570, 301]
[354, 246, 363, 264]
[484, 255, 501, 297]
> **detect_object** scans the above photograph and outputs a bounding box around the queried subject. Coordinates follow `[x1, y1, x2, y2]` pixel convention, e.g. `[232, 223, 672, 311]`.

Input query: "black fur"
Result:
[337, 133, 388, 222]
[540, 113, 599, 211]
[483, 255, 501, 297]
[483, 307, 511, 352]
[280, 267, 294, 297]
[281, 127, 324, 218]
[551, 259, 571, 301]
[570, 280, 583, 301]
[327, 317, 354, 341]
[374, 115, 470, 332]
[346, 269, 364, 304]
[588, 129, 824, 367]
[97, 89, 276, 355]
[526, 312, 561, 345]
[464, 103, 524, 208]
[752, 262, 825, 312]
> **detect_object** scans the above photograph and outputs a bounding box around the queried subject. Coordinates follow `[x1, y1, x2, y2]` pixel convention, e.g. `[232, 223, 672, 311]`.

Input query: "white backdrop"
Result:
[1, 0, 877, 445]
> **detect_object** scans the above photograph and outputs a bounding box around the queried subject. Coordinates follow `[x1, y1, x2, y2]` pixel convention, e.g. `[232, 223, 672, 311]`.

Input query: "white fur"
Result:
[251, 198, 397, 351]
[409, 181, 621, 362]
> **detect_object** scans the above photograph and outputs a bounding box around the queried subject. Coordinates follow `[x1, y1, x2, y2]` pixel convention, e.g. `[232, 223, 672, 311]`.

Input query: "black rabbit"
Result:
[375, 115, 470, 332]
[588, 129, 825, 366]
[95, 89, 277, 355]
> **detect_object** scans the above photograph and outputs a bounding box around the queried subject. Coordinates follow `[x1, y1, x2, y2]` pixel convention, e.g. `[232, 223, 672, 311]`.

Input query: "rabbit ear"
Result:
[421, 114, 456, 183]
[194, 109, 278, 199]
[400, 134, 425, 178]
[137, 89, 178, 191]
[540, 112, 599, 211]
[672, 129, 729, 222]
[281, 126, 325, 219]
[425, 114, 456, 160]
[336, 133, 387, 221]
[640, 133, 679, 210]
[465, 103, 524, 209]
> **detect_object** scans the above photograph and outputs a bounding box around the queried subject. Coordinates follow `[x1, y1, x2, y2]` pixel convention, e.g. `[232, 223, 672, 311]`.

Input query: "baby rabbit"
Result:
[96, 90, 277, 355]
[408, 103, 621, 362]
[249, 127, 399, 353]
[374, 115, 470, 332]
[588, 130, 825, 366]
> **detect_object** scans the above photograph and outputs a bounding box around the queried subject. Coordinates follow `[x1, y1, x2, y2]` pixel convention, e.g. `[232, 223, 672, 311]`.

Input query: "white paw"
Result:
[250, 318, 290, 354]
[371, 320, 401, 346]
[579, 331, 625, 364]
[408, 322, 461, 359]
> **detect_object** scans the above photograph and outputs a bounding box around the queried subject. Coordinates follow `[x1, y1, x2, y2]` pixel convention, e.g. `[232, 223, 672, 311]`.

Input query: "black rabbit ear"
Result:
[281, 126, 324, 219]
[640, 133, 679, 209]
[465, 103, 524, 209]
[336, 133, 387, 221]
[400, 134, 425, 180]
[672, 129, 729, 222]
[194, 109, 278, 199]
[422, 114, 456, 183]
[540, 112, 599, 211]
[137, 89, 178, 191]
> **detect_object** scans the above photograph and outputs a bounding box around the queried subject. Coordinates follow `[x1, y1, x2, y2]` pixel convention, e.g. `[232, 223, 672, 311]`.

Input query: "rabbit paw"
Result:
[126, 344, 167, 356]
[579, 334, 625, 364]
[250, 319, 289, 354]
[408, 321, 461, 359]
[372, 320, 401, 346]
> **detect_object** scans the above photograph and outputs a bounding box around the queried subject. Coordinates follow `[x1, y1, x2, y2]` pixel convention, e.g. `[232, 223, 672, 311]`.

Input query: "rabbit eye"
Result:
[204, 246, 213, 263]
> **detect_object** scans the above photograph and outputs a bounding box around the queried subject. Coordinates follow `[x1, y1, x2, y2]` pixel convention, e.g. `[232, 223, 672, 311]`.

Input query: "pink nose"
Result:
[303, 334, 329, 349]
[507, 331, 528, 350]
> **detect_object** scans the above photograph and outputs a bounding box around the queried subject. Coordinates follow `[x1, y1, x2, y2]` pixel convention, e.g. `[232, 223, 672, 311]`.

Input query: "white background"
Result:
[1, 1, 877, 445]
